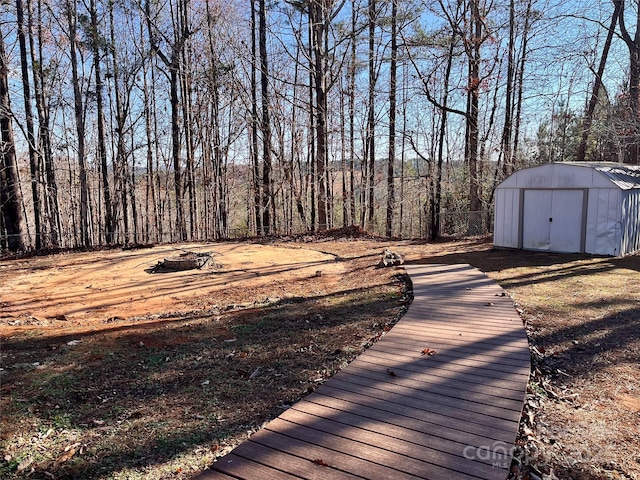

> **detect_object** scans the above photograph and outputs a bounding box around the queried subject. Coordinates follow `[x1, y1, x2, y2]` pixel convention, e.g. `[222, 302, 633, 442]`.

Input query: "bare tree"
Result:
[259, 0, 274, 234]
[16, 0, 42, 249]
[146, 0, 192, 240]
[576, 1, 622, 162]
[0, 22, 25, 251]
[66, 0, 91, 247]
[28, 0, 60, 247]
[385, 0, 397, 237]
[617, 0, 640, 164]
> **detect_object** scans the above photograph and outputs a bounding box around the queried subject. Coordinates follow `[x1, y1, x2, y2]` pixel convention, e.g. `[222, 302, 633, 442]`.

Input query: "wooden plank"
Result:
[370, 339, 531, 368]
[351, 355, 529, 394]
[364, 339, 531, 371]
[331, 367, 524, 416]
[276, 408, 502, 480]
[222, 440, 365, 480]
[196, 470, 240, 480]
[316, 383, 515, 442]
[263, 417, 490, 480]
[332, 359, 527, 402]
[378, 332, 530, 357]
[361, 349, 530, 383]
[360, 347, 530, 378]
[195, 263, 529, 480]
[332, 365, 526, 409]
[320, 378, 522, 429]
[250, 423, 424, 480]
[300, 392, 515, 456]
[210, 453, 301, 480]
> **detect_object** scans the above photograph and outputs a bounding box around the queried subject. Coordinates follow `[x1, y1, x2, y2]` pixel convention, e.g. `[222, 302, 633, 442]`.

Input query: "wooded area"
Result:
[0, 0, 638, 252]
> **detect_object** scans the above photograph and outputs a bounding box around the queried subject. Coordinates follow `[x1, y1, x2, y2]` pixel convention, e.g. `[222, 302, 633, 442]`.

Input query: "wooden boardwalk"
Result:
[197, 264, 531, 480]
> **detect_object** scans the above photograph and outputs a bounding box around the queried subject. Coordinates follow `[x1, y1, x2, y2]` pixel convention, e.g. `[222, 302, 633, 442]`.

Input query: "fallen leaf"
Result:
[421, 348, 436, 356]
[386, 368, 397, 377]
[312, 458, 329, 467]
[16, 456, 33, 473]
[55, 447, 76, 465]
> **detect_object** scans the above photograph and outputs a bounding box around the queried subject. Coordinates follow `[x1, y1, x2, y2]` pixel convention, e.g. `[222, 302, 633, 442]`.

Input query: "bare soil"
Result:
[1, 234, 639, 479]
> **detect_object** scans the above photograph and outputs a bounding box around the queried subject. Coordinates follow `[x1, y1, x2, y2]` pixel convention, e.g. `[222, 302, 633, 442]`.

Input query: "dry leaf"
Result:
[55, 448, 76, 465]
[386, 368, 397, 377]
[312, 458, 329, 467]
[16, 456, 33, 473]
[421, 348, 436, 356]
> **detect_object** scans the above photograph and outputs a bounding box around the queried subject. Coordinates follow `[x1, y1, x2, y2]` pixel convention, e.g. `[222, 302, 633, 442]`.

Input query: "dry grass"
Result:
[1, 237, 640, 479]
[407, 243, 640, 480]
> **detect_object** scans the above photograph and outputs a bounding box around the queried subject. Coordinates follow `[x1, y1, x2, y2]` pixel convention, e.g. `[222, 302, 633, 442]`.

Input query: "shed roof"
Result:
[576, 162, 640, 190]
[499, 162, 640, 190]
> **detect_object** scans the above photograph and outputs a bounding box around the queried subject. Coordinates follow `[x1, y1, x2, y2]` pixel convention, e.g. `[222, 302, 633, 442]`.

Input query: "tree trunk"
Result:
[618, 0, 640, 165]
[512, 0, 533, 170]
[181, 37, 196, 240]
[386, 0, 397, 237]
[16, 0, 42, 249]
[432, 36, 456, 240]
[66, 0, 91, 247]
[349, 0, 357, 226]
[577, 0, 621, 162]
[467, 0, 482, 234]
[0, 24, 25, 251]
[30, 0, 60, 247]
[89, 0, 114, 245]
[310, 0, 328, 231]
[500, 0, 515, 176]
[146, 0, 190, 241]
[259, 0, 273, 234]
[250, 0, 262, 235]
[366, 0, 376, 228]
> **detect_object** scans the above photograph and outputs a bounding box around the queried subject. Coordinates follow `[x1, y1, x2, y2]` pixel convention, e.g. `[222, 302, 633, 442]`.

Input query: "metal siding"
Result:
[549, 190, 584, 252]
[586, 188, 621, 256]
[493, 188, 519, 248]
[621, 191, 640, 256]
[584, 189, 600, 254]
[522, 190, 552, 250]
[496, 163, 640, 256]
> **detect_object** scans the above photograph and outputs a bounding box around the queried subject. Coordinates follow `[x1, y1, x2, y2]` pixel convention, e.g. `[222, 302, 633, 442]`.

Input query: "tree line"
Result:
[0, 0, 638, 252]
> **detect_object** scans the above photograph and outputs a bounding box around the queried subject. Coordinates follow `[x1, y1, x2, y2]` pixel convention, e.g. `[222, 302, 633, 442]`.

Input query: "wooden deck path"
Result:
[197, 263, 531, 480]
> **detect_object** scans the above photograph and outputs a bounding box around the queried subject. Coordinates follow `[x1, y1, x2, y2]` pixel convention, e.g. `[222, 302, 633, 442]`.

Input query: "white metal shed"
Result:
[493, 162, 640, 256]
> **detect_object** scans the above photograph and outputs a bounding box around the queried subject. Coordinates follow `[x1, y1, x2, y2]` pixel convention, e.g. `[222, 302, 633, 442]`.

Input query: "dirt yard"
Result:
[1, 233, 639, 480]
[0, 242, 347, 335]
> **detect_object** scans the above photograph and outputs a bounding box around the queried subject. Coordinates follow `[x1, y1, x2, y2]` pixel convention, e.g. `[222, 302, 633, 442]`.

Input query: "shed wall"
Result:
[584, 188, 622, 256]
[621, 191, 640, 256]
[494, 188, 520, 248]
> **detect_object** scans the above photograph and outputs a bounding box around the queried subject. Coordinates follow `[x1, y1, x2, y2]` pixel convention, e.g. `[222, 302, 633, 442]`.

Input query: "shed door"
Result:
[522, 189, 584, 253]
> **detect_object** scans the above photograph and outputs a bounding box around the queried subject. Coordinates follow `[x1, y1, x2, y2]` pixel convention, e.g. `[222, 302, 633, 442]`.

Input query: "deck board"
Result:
[196, 264, 530, 479]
